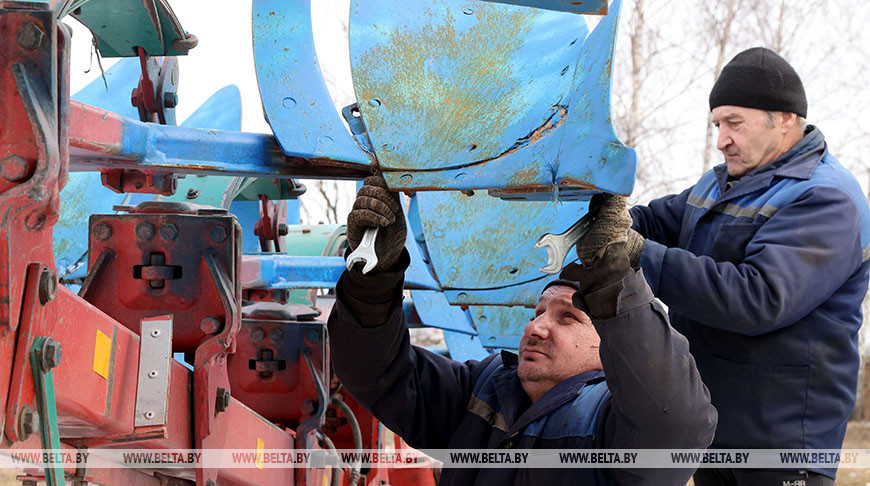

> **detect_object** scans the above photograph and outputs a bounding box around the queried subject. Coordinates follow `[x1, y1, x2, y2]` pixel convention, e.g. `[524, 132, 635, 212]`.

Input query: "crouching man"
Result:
[327, 176, 717, 485]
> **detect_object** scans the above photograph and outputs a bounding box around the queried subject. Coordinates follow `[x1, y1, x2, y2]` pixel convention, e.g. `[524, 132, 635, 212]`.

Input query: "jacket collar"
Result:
[494, 351, 605, 436]
[712, 126, 827, 202]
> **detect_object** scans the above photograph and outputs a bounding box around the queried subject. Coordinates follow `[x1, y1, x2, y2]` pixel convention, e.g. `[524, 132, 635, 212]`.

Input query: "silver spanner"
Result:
[534, 198, 602, 274]
[346, 227, 379, 274]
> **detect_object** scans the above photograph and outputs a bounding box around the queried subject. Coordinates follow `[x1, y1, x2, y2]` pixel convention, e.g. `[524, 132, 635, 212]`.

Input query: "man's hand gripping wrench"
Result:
[346, 227, 379, 275]
[534, 197, 602, 274]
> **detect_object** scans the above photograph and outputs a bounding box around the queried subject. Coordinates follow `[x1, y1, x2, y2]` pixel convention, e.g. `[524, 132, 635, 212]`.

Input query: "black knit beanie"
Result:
[709, 47, 807, 118]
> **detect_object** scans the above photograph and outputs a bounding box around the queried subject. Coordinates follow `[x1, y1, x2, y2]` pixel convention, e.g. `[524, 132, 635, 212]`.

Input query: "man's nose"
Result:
[524, 315, 551, 340]
[717, 127, 732, 151]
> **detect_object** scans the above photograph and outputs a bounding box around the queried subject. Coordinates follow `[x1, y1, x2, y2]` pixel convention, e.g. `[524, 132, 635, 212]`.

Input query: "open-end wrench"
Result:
[534, 198, 602, 274]
[346, 227, 379, 274]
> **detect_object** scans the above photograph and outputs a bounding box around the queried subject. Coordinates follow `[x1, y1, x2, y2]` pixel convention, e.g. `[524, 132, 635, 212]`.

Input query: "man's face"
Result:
[713, 105, 788, 178]
[517, 286, 602, 400]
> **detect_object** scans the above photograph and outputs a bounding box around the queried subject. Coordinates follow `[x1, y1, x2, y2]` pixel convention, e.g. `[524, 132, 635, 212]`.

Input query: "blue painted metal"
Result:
[252, 0, 373, 166]
[243, 255, 347, 290]
[408, 291, 477, 335]
[70, 115, 371, 179]
[350, 0, 634, 199]
[414, 190, 587, 305]
[468, 305, 532, 350]
[481, 0, 608, 14]
[442, 331, 489, 362]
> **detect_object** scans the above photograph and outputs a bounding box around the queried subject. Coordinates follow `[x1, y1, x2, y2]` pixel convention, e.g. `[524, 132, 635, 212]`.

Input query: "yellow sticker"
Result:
[93, 329, 112, 379]
[256, 438, 264, 470]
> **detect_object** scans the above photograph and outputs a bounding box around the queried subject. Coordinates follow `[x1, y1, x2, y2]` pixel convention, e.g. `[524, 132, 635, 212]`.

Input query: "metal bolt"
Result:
[163, 92, 178, 109]
[148, 370, 158, 379]
[368, 98, 381, 107]
[399, 174, 413, 185]
[41, 338, 62, 370]
[144, 411, 155, 420]
[38, 268, 57, 305]
[159, 223, 178, 241]
[18, 405, 39, 441]
[186, 188, 199, 199]
[277, 223, 288, 236]
[300, 400, 316, 415]
[16, 22, 45, 50]
[251, 328, 265, 342]
[208, 225, 227, 243]
[463, 7, 474, 14]
[269, 328, 283, 342]
[136, 222, 155, 241]
[200, 316, 221, 335]
[1, 155, 29, 182]
[93, 222, 112, 241]
[457, 292, 468, 301]
[215, 387, 230, 413]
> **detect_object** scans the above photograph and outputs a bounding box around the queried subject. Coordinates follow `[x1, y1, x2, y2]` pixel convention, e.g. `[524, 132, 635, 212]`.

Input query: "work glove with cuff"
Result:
[346, 175, 407, 273]
[574, 194, 644, 268]
[559, 242, 634, 320]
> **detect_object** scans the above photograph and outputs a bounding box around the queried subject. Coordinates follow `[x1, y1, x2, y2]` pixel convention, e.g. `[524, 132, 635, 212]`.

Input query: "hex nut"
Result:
[251, 328, 265, 342]
[186, 188, 200, 199]
[136, 222, 155, 241]
[18, 406, 39, 441]
[93, 222, 113, 241]
[208, 225, 227, 243]
[200, 316, 221, 334]
[0, 155, 29, 182]
[159, 223, 178, 241]
[38, 268, 57, 305]
[42, 339, 62, 370]
[215, 387, 230, 412]
[163, 92, 178, 109]
[16, 22, 45, 50]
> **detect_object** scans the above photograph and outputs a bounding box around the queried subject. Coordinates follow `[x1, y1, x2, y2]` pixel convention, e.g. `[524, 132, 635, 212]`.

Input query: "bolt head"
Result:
[159, 223, 178, 241]
[163, 91, 178, 109]
[92, 222, 113, 241]
[251, 327, 265, 342]
[16, 22, 45, 50]
[208, 225, 228, 243]
[38, 268, 57, 305]
[1, 155, 29, 182]
[136, 222, 155, 241]
[200, 316, 221, 334]
[18, 406, 39, 440]
[215, 387, 230, 412]
[42, 339, 62, 370]
[278, 223, 288, 236]
[269, 328, 283, 342]
[186, 188, 199, 199]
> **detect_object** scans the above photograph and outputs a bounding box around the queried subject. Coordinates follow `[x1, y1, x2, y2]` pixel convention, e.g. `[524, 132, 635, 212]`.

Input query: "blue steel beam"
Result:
[253, 0, 372, 164]
[481, 0, 608, 15]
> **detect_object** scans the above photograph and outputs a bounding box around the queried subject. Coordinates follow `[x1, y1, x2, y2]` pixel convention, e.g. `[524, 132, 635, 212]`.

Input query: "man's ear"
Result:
[780, 112, 798, 134]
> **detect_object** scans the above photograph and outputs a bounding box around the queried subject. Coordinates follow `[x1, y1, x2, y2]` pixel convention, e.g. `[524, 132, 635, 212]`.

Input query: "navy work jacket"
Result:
[329, 260, 717, 485]
[631, 127, 870, 479]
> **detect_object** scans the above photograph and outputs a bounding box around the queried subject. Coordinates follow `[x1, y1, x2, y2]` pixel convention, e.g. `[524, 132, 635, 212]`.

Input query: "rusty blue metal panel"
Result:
[350, 0, 634, 199]
[253, 0, 373, 166]
[409, 291, 478, 335]
[468, 306, 531, 351]
[413, 191, 587, 297]
[442, 331, 489, 362]
[482, 0, 608, 15]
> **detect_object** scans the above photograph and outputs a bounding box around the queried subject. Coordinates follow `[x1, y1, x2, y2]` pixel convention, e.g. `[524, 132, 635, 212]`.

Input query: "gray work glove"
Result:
[346, 175, 407, 273]
[575, 194, 644, 268]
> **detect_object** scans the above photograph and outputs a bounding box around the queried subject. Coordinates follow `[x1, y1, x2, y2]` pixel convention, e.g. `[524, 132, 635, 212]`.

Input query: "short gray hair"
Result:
[766, 111, 807, 130]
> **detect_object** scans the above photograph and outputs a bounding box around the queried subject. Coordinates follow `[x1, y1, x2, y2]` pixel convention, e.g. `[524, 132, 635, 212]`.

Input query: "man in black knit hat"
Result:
[572, 47, 870, 485]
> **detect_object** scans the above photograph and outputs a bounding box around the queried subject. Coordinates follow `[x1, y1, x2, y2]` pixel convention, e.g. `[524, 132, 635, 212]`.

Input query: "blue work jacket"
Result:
[329, 259, 716, 485]
[631, 127, 870, 479]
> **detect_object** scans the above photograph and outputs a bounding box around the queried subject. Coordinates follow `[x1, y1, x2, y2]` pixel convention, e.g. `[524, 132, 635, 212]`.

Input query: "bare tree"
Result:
[700, 0, 744, 174]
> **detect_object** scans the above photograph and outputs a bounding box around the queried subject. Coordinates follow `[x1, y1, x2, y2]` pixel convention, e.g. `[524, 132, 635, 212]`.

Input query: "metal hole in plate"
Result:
[144, 411, 155, 419]
[282, 97, 296, 109]
[508, 267, 519, 274]
[148, 370, 158, 379]
[561, 66, 570, 76]
[368, 98, 381, 108]
[150, 329, 160, 338]
[399, 174, 413, 184]
[478, 315, 487, 322]
[462, 7, 474, 14]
